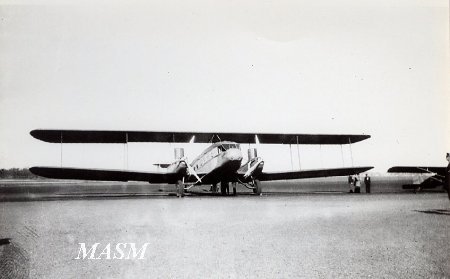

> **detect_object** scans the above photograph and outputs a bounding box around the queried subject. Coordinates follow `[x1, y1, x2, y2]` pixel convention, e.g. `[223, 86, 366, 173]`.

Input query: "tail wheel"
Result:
[253, 179, 262, 195]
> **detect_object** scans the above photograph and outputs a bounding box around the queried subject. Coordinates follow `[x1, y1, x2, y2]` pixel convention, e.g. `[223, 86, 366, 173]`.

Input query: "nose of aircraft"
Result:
[225, 148, 243, 162]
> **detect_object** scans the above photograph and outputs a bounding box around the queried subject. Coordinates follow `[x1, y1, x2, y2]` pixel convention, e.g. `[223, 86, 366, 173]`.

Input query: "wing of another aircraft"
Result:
[30, 129, 370, 145]
[29, 167, 183, 183]
[256, 166, 373, 181]
[388, 166, 447, 190]
[388, 166, 445, 176]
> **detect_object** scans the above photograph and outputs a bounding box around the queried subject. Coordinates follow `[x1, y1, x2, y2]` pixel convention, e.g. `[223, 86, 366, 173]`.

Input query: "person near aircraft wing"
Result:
[348, 175, 354, 193]
[364, 174, 371, 194]
[445, 153, 450, 200]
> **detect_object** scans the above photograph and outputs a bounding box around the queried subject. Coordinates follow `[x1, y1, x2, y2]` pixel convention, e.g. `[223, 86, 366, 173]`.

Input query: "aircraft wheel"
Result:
[232, 182, 237, 196]
[446, 184, 450, 201]
[253, 179, 262, 195]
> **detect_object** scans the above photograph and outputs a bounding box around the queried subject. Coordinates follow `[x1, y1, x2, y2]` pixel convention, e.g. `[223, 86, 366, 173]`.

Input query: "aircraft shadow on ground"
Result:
[415, 209, 450, 216]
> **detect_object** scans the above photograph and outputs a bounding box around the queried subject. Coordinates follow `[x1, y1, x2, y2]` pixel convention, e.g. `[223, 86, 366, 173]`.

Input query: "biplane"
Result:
[29, 129, 373, 196]
[388, 166, 448, 192]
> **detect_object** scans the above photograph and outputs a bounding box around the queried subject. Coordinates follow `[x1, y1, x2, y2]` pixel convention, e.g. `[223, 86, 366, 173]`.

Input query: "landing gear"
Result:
[211, 183, 218, 194]
[234, 178, 262, 196]
[220, 181, 229, 195]
[176, 180, 185, 197]
[253, 179, 262, 195]
[232, 182, 237, 196]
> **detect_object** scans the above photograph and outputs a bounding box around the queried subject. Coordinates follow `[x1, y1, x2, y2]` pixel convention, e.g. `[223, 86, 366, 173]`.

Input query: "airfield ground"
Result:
[0, 180, 449, 278]
[0, 174, 434, 201]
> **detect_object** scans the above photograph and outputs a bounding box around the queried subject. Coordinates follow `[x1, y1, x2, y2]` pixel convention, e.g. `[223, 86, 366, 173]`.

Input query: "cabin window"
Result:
[219, 143, 240, 151]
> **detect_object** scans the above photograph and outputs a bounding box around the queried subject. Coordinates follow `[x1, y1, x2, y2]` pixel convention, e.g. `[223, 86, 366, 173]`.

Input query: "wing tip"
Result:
[28, 166, 49, 177]
[387, 167, 398, 173]
[30, 129, 55, 142]
[387, 166, 420, 173]
[354, 134, 371, 143]
[360, 166, 374, 172]
[349, 166, 373, 174]
[30, 129, 39, 139]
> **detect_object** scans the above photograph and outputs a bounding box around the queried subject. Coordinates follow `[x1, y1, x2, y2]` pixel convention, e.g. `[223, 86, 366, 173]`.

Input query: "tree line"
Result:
[0, 168, 41, 179]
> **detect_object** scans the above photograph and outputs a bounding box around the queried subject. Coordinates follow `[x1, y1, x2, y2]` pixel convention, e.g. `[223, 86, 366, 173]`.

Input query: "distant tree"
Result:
[0, 168, 41, 179]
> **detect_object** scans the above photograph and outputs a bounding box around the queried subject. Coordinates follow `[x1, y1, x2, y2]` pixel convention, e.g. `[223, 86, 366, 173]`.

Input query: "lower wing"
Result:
[388, 166, 445, 177]
[29, 166, 182, 184]
[388, 166, 447, 189]
[256, 166, 373, 181]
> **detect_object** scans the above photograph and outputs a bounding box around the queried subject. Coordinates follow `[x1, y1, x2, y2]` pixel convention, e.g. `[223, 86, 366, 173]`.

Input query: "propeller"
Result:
[178, 157, 202, 183]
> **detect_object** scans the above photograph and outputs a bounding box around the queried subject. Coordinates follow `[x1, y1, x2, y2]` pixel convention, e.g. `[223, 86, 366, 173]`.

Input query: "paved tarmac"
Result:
[0, 192, 449, 278]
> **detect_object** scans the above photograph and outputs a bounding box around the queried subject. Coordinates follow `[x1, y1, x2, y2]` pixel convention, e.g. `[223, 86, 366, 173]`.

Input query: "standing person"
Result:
[364, 174, 371, 194]
[354, 175, 361, 193]
[348, 175, 354, 193]
[446, 153, 450, 201]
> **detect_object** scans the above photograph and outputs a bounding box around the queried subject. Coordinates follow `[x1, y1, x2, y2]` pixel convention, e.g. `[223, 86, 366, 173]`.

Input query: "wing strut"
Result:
[60, 131, 63, 167]
[123, 132, 129, 170]
[289, 144, 294, 170]
[296, 136, 301, 170]
[319, 144, 323, 168]
[348, 137, 354, 167]
[289, 136, 303, 171]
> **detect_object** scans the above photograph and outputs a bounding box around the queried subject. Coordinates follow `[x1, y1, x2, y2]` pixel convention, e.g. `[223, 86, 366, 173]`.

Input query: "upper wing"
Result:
[30, 129, 370, 145]
[257, 166, 373, 181]
[29, 167, 182, 183]
[388, 166, 445, 176]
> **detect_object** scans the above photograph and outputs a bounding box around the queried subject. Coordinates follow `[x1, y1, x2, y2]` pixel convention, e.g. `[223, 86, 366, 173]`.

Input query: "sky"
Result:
[0, 0, 449, 173]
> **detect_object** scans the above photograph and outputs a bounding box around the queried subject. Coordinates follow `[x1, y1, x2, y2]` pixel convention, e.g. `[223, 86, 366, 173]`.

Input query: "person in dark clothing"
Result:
[348, 175, 354, 193]
[446, 153, 450, 201]
[364, 174, 371, 194]
[354, 175, 361, 193]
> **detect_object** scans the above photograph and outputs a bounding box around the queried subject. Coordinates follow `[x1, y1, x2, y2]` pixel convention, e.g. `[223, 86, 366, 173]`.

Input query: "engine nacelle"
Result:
[248, 148, 258, 160]
[244, 148, 264, 179]
[174, 148, 185, 160]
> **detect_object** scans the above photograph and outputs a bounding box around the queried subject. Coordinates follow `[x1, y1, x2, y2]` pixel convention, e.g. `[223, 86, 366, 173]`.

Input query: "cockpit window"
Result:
[218, 143, 240, 151]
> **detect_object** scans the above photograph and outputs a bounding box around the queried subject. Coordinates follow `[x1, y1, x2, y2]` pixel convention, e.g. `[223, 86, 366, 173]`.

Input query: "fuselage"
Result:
[190, 141, 243, 184]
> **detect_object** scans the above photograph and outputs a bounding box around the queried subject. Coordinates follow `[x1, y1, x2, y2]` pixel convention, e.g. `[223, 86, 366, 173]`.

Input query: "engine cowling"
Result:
[244, 148, 264, 179]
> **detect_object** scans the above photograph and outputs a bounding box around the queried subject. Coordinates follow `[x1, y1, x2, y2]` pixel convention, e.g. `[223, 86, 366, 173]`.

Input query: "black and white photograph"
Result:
[0, 0, 449, 277]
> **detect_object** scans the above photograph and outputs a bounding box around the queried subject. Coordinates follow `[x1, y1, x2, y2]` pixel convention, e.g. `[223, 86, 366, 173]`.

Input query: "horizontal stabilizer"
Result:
[31, 129, 370, 145]
[29, 167, 181, 183]
[258, 166, 373, 181]
[388, 166, 445, 176]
